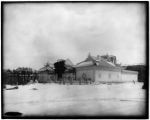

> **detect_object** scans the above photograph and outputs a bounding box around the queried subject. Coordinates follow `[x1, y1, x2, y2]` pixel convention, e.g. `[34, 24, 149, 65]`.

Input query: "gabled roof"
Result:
[65, 59, 74, 67]
[76, 59, 118, 68]
[76, 61, 93, 67]
[39, 63, 54, 72]
[75, 54, 121, 70]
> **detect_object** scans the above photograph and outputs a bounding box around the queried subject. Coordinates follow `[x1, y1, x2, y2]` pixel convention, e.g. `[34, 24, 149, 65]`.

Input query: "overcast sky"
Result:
[4, 3, 146, 70]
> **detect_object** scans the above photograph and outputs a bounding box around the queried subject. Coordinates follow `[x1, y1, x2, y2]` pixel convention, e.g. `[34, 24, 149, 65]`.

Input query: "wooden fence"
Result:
[3, 71, 94, 85]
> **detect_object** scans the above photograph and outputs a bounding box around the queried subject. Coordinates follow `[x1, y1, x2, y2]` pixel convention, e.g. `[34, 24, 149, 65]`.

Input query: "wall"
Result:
[95, 69, 138, 83]
[38, 72, 55, 83]
[95, 70, 121, 83]
[38, 68, 138, 83]
[121, 72, 138, 82]
[76, 67, 95, 81]
[38, 72, 76, 83]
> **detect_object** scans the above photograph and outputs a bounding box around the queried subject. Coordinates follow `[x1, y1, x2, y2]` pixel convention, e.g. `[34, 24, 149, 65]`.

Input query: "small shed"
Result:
[38, 63, 55, 83]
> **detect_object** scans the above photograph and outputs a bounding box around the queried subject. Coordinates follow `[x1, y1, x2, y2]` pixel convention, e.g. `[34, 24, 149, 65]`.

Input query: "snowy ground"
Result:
[3, 82, 146, 117]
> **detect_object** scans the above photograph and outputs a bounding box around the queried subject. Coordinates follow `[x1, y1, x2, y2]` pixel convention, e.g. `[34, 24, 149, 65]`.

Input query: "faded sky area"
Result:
[4, 3, 146, 70]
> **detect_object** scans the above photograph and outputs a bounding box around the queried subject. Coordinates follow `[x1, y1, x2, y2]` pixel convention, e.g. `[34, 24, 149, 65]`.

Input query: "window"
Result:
[117, 74, 119, 78]
[99, 73, 101, 78]
[109, 73, 111, 78]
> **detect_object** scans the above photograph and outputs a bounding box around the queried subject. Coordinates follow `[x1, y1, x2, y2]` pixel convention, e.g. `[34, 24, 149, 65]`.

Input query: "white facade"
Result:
[121, 70, 138, 82]
[38, 72, 54, 83]
[95, 70, 122, 83]
[75, 54, 138, 83]
[76, 67, 138, 83]
[76, 67, 95, 81]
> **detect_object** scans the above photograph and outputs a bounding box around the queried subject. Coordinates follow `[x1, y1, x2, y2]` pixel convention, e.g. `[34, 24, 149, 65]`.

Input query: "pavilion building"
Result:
[75, 54, 138, 83]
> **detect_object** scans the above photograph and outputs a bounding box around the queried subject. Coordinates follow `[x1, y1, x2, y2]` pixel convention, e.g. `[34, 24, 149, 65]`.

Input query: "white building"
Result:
[75, 54, 138, 83]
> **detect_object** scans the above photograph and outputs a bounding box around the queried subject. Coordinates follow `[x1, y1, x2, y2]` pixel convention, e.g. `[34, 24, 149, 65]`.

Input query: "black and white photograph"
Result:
[2, 1, 148, 118]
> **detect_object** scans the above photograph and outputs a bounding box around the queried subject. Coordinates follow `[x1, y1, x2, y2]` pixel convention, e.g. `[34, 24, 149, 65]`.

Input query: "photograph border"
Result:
[1, 1, 149, 119]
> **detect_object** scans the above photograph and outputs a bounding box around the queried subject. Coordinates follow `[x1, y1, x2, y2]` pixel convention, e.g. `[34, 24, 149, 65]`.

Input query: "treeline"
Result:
[3, 67, 38, 85]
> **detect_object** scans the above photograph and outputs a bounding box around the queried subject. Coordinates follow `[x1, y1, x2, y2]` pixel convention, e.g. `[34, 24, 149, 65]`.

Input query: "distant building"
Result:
[38, 59, 75, 83]
[75, 54, 138, 83]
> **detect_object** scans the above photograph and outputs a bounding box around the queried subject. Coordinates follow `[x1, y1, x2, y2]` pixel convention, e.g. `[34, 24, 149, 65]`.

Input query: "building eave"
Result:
[121, 69, 138, 74]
